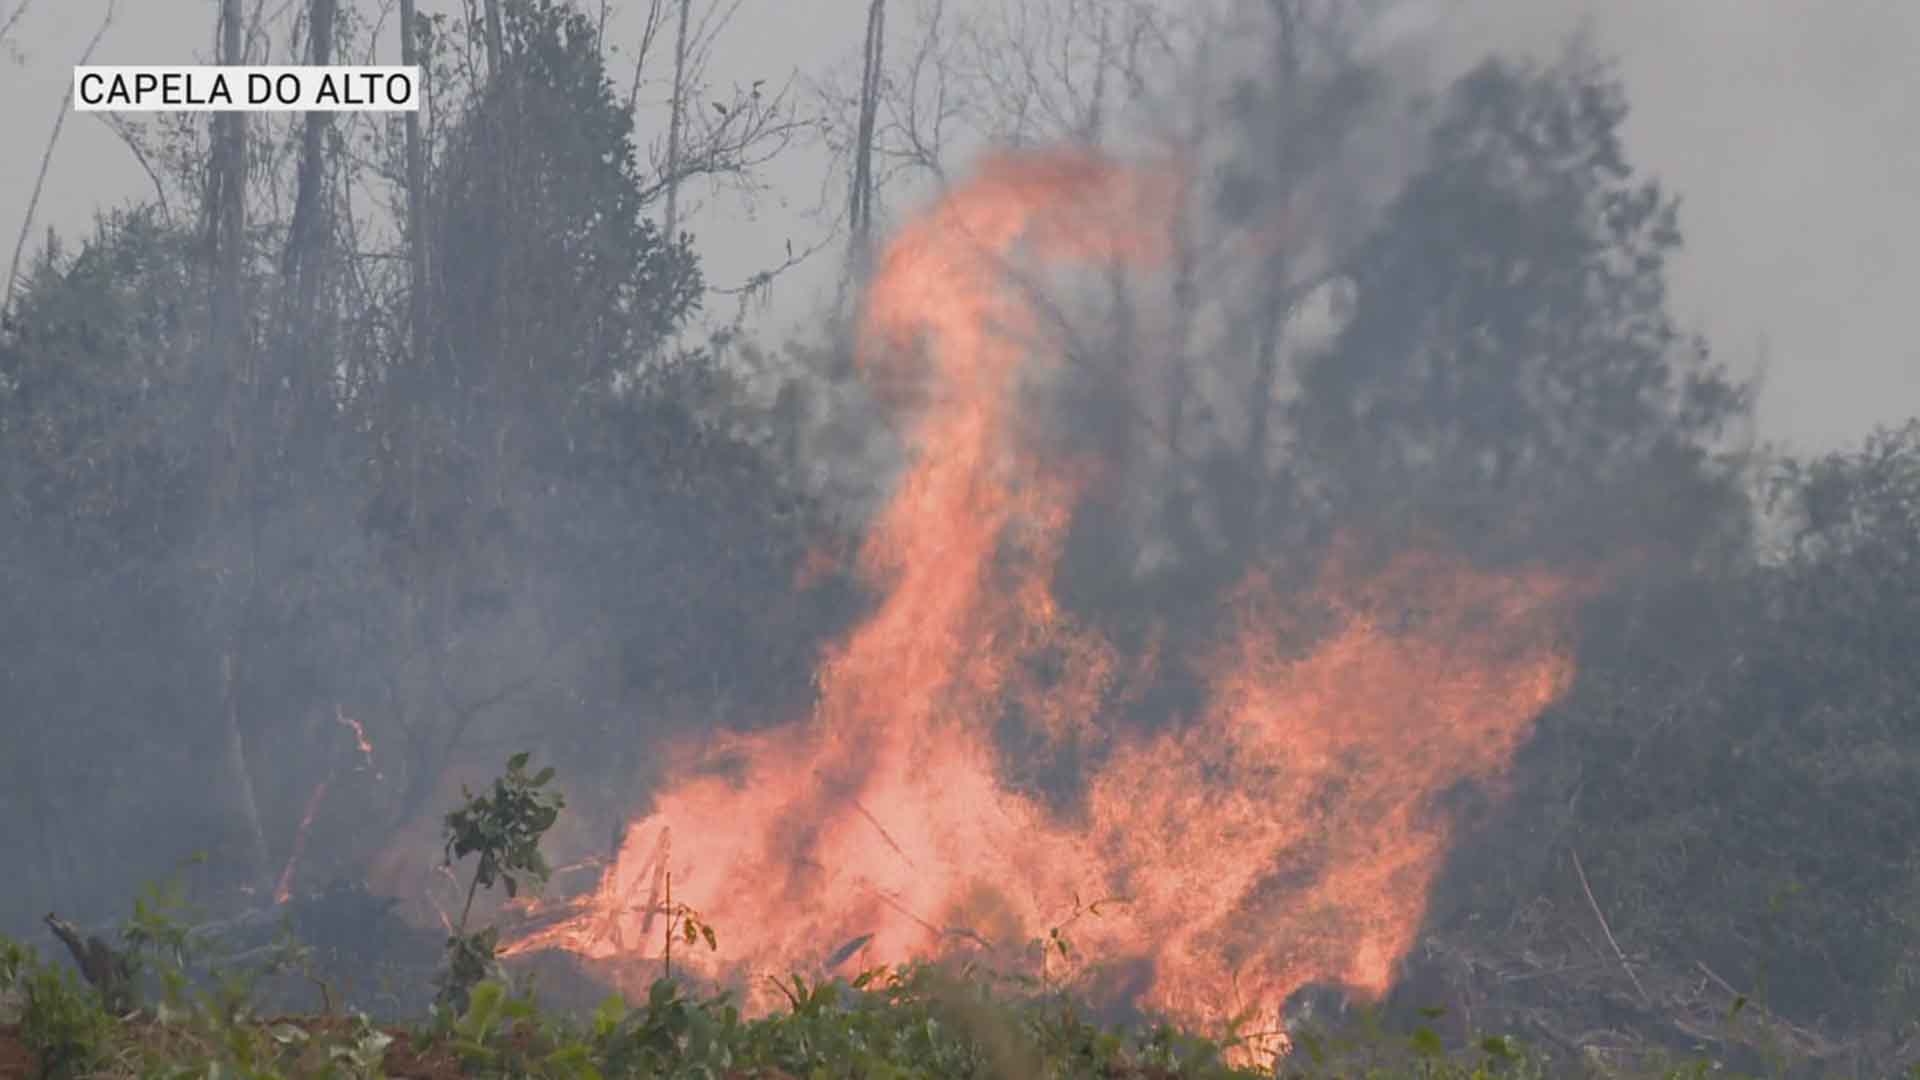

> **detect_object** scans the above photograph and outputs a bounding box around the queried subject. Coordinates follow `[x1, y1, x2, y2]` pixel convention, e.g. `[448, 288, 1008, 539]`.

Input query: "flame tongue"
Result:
[506, 149, 1580, 1051]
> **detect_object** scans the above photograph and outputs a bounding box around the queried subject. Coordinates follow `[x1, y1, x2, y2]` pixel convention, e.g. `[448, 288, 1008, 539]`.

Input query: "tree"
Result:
[1285, 46, 1751, 565]
[1497, 421, 1920, 1038]
[0, 211, 235, 914]
[351, 0, 840, 892]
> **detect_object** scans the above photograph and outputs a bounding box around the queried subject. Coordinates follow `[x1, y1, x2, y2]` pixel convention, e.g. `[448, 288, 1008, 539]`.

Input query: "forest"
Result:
[1, 0, 1916, 1077]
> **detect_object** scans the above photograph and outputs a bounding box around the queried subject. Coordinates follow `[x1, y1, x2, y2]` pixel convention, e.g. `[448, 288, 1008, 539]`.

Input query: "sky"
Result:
[1, 0, 1913, 453]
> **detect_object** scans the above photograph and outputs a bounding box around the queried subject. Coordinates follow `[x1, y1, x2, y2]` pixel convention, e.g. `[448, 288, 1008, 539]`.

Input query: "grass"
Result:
[0, 927, 1790, 1079]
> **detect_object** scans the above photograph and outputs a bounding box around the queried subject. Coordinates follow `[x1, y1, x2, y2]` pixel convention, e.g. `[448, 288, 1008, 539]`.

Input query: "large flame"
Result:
[505, 149, 1580, 1059]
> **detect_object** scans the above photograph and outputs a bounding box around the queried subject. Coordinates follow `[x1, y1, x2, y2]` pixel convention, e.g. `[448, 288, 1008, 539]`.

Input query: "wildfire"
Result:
[504, 148, 1581, 1063]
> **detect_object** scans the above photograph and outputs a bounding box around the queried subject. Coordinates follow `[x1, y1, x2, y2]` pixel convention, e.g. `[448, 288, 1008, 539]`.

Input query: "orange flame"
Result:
[279, 706, 386, 904]
[338, 705, 381, 779]
[505, 149, 1581, 1062]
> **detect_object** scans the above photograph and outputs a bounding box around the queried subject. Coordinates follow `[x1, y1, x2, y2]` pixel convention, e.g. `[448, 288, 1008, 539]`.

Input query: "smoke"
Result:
[0, 0, 1799, 1046]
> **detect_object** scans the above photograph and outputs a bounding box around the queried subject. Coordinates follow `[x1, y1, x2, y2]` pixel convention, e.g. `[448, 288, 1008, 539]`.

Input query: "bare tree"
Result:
[662, 0, 692, 241]
[280, 0, 338, 436]
[627, 0, 812, 244]
[283, 0, 337, 284]
[847, 0, 885, 276]
[3, 0, 115, 320]
[206, 0, 273, 891]
[397, 0, 428, 374]
[483, 0, 502, 76]
[800, 0, 1397, 565]
[208, 0, 248, 354]
[814, 0, 1183, 239]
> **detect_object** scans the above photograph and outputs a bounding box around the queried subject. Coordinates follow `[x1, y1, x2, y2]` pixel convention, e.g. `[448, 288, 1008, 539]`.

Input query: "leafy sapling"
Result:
[436, 751, 565, 1011]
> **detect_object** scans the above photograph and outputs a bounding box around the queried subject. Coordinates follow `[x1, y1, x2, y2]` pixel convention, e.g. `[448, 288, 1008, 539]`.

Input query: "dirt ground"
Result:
[0, 1025, 32, 1080]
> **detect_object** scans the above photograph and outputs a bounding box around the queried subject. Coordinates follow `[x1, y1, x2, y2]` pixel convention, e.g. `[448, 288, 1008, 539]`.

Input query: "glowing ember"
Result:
[504, 148, 1582, 1064]
[279, 706, 386, 903]
[276, 779, 331, 904]
[337, 705, 380, 778]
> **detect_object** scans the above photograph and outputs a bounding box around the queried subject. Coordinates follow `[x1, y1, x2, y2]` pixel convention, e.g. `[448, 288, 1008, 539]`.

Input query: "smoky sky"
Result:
[2, 0, 1913, 452]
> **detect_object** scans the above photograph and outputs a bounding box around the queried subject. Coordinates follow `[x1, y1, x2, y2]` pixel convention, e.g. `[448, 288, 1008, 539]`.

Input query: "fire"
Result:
[337, 705, 381, 778]
[278, 706, 384, 904]
[505, 149, 1581, 1061]
[275, 779, 331, 904]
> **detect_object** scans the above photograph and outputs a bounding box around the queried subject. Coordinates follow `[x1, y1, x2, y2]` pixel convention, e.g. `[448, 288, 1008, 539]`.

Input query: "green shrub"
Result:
[17, 954, 114, 1079]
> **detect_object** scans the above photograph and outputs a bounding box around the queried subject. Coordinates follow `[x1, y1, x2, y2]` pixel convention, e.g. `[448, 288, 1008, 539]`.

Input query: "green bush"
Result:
[7, 945, 114, 1080]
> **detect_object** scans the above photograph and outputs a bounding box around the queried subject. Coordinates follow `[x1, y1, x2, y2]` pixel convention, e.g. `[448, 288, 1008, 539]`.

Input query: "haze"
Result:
[3, 0, 1914, 451]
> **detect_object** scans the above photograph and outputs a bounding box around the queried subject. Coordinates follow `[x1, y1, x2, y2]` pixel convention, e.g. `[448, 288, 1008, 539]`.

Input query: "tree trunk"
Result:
[282, 0, 337, 434]
[662, 0, 692, 242]
[483, 0, 503, 78]
[398, 0, 429, 377]
[391, 0, 435, 839]
[283, 0, 336, 283]
[221, 658, 272, 893]
[847, 0, 885, 277]
[208, 0, 272, 892]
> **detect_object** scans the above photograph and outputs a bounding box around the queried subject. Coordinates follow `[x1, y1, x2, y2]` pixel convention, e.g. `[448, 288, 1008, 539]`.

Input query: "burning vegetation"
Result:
[502, 150, 1588, 1059]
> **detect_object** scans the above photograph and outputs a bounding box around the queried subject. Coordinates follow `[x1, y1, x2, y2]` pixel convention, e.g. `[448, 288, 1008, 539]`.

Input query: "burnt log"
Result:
[44, 913, 135, 1013]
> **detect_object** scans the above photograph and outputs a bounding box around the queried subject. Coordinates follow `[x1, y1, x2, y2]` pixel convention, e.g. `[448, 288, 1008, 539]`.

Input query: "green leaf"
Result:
[458, 979, 507, 1042]
[507, 751, 531, 772]
[543, 1041, 602, 1080]
[592, 993, 627, 1038]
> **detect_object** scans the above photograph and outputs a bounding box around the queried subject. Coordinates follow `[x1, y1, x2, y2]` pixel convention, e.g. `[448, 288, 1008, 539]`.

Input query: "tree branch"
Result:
[90, 114, 173, 223]
[4, 0, 116, 319]
[1571, 848, 1649, 1005]
[0, 0, 31, 57]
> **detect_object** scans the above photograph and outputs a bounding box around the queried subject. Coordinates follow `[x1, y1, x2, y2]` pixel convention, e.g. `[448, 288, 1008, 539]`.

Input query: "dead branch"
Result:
[847, 0, 886, 272]
[89, 115, 173, 223]
[1570, 848, 1649, 1005]
[623, 0, 670, 114]
[719, 229, 835, 294]
[662, 0, 693, 239]
[630, 0, 809, 230]
[3, 0, 116, 319]
[282, 0, 338, 280]
[635, 75, 811, 213]
[44, 913, 134, 1013]
[0, 0, 30, 55]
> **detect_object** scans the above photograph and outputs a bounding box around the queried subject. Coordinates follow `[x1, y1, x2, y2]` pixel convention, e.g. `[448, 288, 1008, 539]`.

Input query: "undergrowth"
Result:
[0, 755, 1824, 1079]
[0, 939, 1757, 1079]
